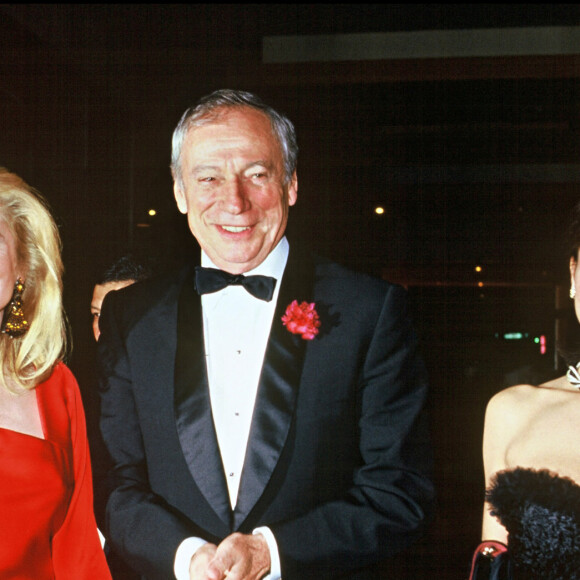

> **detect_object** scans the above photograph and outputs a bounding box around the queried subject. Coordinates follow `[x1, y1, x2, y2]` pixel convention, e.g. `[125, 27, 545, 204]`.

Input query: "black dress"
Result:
[487, 467, 580, 580]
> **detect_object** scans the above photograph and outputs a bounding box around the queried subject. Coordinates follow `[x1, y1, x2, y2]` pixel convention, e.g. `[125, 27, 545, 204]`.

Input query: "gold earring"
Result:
[1, 278, 29, 338]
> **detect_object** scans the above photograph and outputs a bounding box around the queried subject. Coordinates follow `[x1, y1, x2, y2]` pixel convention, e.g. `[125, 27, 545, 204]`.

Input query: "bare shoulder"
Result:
[539, 375, 567, 390]
[485, 383, 537, 420]
[488, 377, 573, 416]
[483, 384, 539, 455]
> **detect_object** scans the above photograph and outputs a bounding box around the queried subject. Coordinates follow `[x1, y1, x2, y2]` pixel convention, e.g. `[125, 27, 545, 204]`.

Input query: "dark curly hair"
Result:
[97, 255, 151, 286]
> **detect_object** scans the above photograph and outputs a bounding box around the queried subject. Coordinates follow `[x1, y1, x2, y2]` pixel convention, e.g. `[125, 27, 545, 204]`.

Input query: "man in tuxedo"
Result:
[97, 89, 435, 580]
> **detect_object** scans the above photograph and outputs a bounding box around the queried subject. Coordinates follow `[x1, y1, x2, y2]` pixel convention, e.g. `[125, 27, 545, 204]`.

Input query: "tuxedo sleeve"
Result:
[97, 292, 203, 579]
[270, 284, 435, 577]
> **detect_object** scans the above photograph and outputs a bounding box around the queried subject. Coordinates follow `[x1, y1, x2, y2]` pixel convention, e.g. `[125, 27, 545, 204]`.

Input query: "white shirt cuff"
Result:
[253, 526, 281, 579]
[97, 528, 106, 550]
[174, 537, 207, 580]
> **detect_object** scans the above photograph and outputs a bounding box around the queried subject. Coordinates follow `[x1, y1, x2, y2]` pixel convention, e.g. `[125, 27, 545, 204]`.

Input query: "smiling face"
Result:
[0, 218, 20, 325]
[173, 107, 298, 274]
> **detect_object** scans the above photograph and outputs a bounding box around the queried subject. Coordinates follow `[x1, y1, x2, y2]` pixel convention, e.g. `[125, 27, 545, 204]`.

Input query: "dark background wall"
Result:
[1, 5, 579, 577]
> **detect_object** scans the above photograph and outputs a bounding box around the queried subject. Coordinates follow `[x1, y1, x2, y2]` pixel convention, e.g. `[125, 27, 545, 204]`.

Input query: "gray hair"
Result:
[170, 89, 298, 188]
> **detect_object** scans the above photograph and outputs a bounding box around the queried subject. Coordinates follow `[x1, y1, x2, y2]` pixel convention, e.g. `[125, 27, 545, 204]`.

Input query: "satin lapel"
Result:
[174, 268, 231, 527]
[233, 247, 315, 529]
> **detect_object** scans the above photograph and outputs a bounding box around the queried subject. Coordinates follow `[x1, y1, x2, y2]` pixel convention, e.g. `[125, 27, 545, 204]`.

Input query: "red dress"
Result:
[0, 363, 111, 579]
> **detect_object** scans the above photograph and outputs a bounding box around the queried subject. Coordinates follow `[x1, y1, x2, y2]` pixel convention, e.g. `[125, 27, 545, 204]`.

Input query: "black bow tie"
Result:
[194, 266, 277, 302]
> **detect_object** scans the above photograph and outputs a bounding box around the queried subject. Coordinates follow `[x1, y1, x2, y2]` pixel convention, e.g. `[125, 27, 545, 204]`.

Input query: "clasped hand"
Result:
[189, 532, 271, 580]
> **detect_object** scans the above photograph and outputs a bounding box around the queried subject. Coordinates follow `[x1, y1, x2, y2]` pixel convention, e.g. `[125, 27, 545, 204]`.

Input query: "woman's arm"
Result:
[480, 389, 514, 543]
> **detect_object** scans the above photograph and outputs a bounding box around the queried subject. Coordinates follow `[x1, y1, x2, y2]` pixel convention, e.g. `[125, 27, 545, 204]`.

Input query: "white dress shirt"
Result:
[174, 238, 288, 580]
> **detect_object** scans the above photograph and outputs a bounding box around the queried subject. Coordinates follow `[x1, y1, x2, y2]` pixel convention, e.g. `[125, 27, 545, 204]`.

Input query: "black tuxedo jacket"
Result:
[97, 245, 435, 579]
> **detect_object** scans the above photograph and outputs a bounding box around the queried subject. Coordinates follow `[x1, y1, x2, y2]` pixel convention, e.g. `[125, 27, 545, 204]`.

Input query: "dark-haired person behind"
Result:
[90, 255, 151, 580]
[0, 169, 111, 579]
[97, 89, 434, 580]
[472, 203, 580, 579]
[91, 255, 152, 342]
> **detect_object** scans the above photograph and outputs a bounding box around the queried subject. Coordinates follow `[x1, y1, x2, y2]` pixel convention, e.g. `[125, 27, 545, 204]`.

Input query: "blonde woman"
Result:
[0, 169, 111, 579]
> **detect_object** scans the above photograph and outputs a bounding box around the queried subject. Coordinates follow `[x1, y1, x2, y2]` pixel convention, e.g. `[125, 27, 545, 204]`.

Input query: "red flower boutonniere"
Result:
[282, 300, 321, 340]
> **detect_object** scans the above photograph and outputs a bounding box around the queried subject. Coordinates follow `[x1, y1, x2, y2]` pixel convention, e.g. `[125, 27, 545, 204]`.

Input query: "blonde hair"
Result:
[0, 169, 67, 391]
